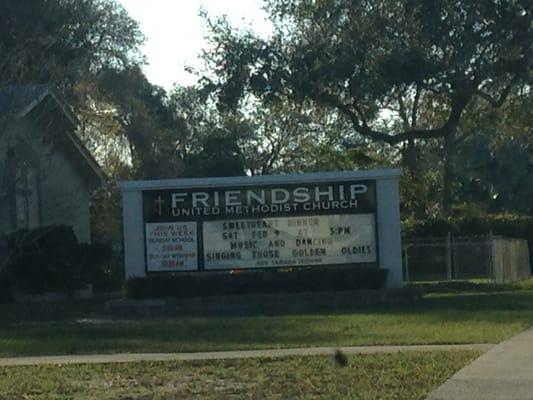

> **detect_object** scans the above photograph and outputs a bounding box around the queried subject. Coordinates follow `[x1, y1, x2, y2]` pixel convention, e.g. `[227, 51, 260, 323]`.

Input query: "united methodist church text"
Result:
[144, 182, 375, 220]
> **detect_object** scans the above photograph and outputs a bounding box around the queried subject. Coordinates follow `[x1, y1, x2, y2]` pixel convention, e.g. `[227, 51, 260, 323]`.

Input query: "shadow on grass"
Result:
[0, 290, 532, 356]
[2, 289, 533, 321]
[0, 299, 108, 324]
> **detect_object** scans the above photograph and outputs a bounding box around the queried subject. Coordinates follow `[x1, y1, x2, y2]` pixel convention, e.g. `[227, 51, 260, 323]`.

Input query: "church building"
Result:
[0, 85, 105, 243]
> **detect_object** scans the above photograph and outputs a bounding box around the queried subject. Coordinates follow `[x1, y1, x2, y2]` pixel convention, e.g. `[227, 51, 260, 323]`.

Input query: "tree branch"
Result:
[475, 75, 519, 108]
[397, 93, 410, 129]
[316, 90, 470, 145]
[411, 84, 421, 128]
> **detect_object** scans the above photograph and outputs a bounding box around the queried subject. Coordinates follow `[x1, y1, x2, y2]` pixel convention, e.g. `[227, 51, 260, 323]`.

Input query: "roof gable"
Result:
[0, 84, 105, 186]
[0, 84, 50, 117]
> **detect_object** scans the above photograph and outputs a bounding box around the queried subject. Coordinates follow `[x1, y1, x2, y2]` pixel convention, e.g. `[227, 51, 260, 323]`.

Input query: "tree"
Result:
[202, 0, 533, 214]
[0, 0, 144, 184]
[0, 0, 144, 175]
[169, 84, 391, 178]
[451, 91, 533, 214]
[94, 66, 188, 179]
[168, 86, 249, 177]
[0, 0, 145, 255]
[237, 100, 394, 175]
[0, 0, 143, 90]
[182, 134, 246, 177]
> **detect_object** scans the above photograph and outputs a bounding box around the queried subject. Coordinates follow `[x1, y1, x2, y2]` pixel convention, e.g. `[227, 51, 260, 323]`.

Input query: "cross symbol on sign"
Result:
[155, 195, 165, 216]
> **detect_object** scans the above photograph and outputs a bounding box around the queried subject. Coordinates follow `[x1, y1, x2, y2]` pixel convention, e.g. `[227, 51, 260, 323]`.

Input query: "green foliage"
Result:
[402, 214, 533, 261]
[0, 0, 148, 246]
[124, 266, 388, 299]
[95, 67, 187, 179]
[206, 0, 532, 138]
[89, 181, 124, 243]
[182, 133, 246, 177]
[403, 214, 533, 238]
[4, 226, 82, 294]
[453, 103, 533, 214]
[1, 226, 116, 296]
[203, 0, 533, 213]
[78, 242, 123, 293]
[400, 166, 442, 218]
[0, 276, 11, 303]
[168, 84, 394, 178]
[0, 0, 143, 92]
[395, 92, 533, 218]
[407, 280, 521, 294]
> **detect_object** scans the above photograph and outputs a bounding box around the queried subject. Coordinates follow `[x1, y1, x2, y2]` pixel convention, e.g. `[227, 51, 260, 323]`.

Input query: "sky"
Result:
[118, 0, 273, 90]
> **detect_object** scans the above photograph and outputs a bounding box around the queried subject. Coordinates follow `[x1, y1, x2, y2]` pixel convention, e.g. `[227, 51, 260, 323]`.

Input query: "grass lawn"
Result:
[0, 351, 479, 399]
[0, 284, 532, 356]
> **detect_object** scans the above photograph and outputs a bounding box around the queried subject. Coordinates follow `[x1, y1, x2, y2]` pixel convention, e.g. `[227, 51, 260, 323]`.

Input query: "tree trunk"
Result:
[442, 132, 455, 216]
[6, 147, 17, 231]
[402, 139, 426, 218]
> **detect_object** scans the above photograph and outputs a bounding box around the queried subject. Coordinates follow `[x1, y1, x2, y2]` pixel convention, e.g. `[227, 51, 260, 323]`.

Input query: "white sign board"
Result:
[145, 222, 198, 271]
[202, 214, 376, 270]
[120, 169, 404, 287]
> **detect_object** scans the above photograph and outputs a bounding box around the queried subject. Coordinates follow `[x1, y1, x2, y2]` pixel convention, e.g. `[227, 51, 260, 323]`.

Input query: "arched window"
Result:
[1, 145, 41, 232]
[15, 160, 40, 230]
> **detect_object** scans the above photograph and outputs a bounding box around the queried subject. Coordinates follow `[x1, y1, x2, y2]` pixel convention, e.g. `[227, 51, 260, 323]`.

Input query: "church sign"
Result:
[120, 170, 403, 288]
[142, 181, 376, 272]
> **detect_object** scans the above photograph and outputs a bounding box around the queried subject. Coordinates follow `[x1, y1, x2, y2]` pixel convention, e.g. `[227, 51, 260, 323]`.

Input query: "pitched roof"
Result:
[0, 84, 105, 185]
[0, 84, 51, 117]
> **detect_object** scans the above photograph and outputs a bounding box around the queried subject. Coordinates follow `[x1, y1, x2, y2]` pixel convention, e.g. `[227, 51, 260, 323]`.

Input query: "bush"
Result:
[0, 226, 117, 296]
[406, 280, 518, 294]
[3, 226, 82, 294]
[78, 242, 123, 293]
[403, 214, 533, 238]
[0, 275, 12, 303]
[124, 266, 388, 299]
[402, 214, 533, 263]
[0, 236, 11, 302]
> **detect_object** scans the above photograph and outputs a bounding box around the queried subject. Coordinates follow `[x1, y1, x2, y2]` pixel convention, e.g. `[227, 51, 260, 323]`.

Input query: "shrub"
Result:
[403, 214, 533, 238]
[402, 214, 533, 263]
[4, 226, 82, 294]
[0, 236, 11, 302]
[0, 275, 12, 303]
[124, 266, 388, 299]
[0, 226, 117, 296]
[78, 242, 123, 293]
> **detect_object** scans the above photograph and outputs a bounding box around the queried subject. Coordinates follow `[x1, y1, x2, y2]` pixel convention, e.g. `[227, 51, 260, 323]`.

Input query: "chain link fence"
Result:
[403, 234, 531, 283]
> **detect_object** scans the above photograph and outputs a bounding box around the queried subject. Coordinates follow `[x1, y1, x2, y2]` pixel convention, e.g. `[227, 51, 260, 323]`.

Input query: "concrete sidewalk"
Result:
[0, 343, 492, 367]
[428, 327, 533, 400]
